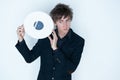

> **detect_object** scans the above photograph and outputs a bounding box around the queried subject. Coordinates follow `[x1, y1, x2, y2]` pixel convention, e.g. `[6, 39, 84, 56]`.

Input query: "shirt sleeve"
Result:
[15, 39, 43, 63]
[52, 39, 85, 74]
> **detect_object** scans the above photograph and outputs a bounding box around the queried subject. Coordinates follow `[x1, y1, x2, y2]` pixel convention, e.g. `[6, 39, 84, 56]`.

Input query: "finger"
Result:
[52, 30, 56, 34]
[18, 24, 24, 30]
[21, 24, 24, 29]
[17, 27, 21, 34]
[17, 27, 22, 33]
[18, 25, 25, 32]
[52, 31, 58, 40]
[52, 30, 57, 37]
[48, 36, 52, 41]
[21, 24, 25, 32]
[51, 32, 55, 39]
[17, 27, 24, 35]
[18, 25, 23, 28]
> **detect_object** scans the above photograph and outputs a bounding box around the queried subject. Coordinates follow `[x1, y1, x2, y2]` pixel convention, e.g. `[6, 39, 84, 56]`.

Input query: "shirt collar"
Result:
[55, 28, 72, 40]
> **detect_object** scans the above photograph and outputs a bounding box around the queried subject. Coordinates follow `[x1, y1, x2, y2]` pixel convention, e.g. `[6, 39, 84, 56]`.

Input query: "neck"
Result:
[59, 33, 66, 39]
[58, 31, 67, 39]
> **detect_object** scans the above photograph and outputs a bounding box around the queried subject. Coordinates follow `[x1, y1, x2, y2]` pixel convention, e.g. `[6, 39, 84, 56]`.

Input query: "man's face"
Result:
[55, 16, 71, 35]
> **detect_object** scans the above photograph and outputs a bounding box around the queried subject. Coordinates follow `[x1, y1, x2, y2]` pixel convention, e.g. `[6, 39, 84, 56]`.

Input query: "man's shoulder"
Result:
[70, 29, 85, 42]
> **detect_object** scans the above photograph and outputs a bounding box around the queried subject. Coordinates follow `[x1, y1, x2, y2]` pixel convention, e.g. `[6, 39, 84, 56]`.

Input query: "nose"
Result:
[63, 22, 68, 29]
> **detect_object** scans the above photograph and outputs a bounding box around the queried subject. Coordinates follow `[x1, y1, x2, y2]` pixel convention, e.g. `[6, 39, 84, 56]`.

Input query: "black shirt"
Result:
[56, 29, 71, 48]
[15, 29, 85, 80]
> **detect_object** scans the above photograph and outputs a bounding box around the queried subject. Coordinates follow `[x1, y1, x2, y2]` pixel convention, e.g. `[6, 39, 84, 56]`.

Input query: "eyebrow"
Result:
[61, 17, 71, 20]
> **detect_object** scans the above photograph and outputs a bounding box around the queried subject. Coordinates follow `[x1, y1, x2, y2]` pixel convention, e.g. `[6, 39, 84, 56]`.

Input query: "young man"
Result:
[15, 3, 85, 80]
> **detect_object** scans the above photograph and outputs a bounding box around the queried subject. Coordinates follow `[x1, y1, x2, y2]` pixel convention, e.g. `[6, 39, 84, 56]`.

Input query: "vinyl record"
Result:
[24, 11, 54, 39]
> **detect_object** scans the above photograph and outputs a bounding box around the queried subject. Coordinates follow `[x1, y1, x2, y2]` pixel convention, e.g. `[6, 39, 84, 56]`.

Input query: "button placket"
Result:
[52, 77, 54, 80]
[53, 67, 55, 70]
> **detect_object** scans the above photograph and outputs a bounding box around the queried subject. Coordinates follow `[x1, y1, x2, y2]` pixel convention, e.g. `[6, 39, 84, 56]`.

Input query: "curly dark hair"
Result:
[50, 3, 73, 23]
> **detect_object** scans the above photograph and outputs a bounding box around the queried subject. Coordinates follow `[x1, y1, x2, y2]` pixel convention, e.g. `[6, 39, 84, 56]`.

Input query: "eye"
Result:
[59, 20, 62, 23]
[67, 19, 71, 22]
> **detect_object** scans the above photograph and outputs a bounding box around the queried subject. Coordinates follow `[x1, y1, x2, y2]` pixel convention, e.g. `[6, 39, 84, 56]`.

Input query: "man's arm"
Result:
[48, 30, 85, 74]
[15, 25, 42, 63]
[15, 39, 42, 63]
[53, 39, 85, 74]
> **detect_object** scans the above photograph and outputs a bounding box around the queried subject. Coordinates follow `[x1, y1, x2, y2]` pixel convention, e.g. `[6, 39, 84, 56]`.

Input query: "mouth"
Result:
[64, 28, 68, 30]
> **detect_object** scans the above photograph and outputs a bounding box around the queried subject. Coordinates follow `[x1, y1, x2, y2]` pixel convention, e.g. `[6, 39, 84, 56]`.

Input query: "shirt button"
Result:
[52, 77, 54, 80]
[53, 67, 55, 70]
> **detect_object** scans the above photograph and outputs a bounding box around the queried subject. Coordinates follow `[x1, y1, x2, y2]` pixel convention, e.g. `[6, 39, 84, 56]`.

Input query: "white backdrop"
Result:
[0, 0, 120, 80]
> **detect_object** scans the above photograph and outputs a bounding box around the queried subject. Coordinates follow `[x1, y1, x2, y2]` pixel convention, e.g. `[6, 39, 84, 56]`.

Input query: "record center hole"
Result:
[34, 21, 44, 30]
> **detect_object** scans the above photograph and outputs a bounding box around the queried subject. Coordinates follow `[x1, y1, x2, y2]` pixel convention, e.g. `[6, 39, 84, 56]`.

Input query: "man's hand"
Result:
[48, 31, 58, 50]
[17, 24, 25, 42]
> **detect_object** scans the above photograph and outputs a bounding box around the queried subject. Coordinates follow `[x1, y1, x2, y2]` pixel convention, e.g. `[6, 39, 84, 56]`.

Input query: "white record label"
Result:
[24, 11, 54, 39]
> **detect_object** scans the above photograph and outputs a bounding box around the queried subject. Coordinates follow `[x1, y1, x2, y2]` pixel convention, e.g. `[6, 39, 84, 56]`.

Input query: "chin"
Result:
[63, 30, 69, 34]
